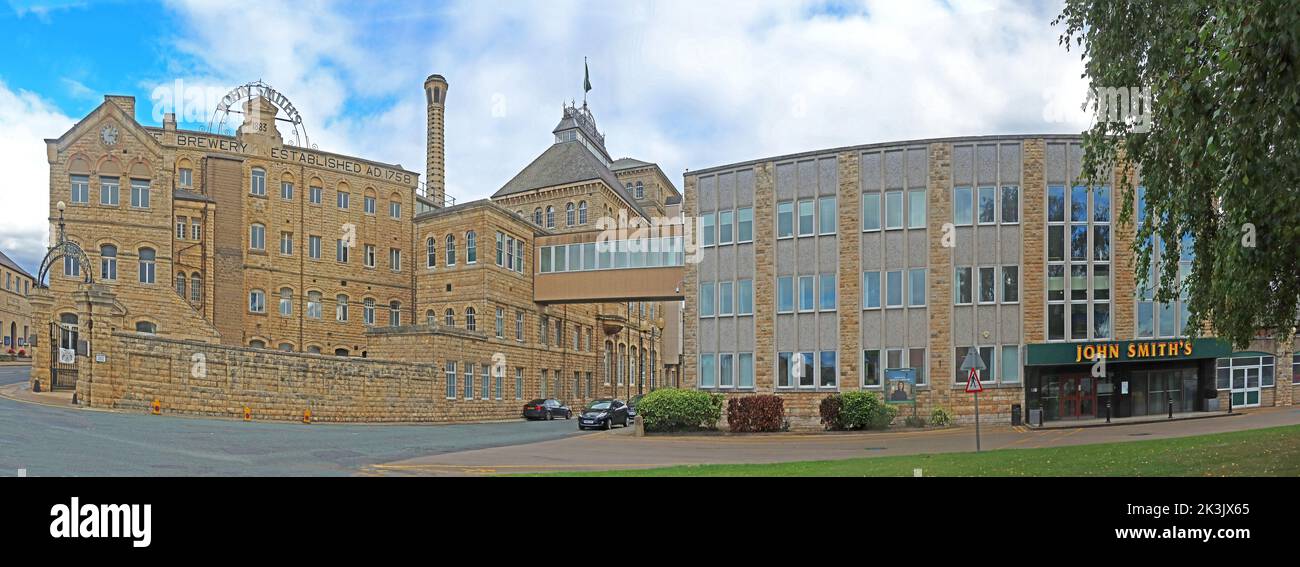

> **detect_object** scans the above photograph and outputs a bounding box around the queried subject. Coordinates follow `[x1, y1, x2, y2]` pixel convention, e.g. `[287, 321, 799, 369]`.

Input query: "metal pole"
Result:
[1168, 396, 1174, 419]
[1106, 400, 1111, 424]
[974, 390, 981, 452]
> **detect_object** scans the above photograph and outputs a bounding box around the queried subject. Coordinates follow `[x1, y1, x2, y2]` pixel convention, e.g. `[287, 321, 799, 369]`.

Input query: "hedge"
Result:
[726, 395, 785, 432]
[637, 389, 723, 432]
[819, 392, 897, 431]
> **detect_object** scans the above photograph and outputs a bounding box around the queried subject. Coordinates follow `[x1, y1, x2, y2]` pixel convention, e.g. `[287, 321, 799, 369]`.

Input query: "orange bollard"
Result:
[243, 406, 252, 421]
[302, 409, 312, 424]
[150, 399, 161, 415]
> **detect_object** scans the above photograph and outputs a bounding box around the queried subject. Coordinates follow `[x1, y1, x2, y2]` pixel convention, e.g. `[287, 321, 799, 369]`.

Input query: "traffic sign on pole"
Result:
[965, 368, 983, 393]
[959, 348, 986, 452]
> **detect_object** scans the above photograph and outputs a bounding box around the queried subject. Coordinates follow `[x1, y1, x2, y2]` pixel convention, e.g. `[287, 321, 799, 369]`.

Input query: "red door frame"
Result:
[1058, 374, 1096, 419]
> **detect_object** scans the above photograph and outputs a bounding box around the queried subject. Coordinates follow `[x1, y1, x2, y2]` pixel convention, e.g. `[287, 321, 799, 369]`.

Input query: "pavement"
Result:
[0, 366, 585, 476]
[370, 405, 1300, 476]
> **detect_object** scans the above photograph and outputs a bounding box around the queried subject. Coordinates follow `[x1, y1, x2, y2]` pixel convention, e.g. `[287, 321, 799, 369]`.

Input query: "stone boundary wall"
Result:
[86, 331, 520, 423]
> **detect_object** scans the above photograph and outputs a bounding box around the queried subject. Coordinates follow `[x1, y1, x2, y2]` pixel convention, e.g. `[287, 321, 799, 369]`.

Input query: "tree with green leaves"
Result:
[1054, 0, 1299, 349]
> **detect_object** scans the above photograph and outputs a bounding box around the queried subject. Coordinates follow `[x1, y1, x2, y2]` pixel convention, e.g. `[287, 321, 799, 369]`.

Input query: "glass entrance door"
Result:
[1058, 375, 1096, 419]
[1231, 367, 1260, 407]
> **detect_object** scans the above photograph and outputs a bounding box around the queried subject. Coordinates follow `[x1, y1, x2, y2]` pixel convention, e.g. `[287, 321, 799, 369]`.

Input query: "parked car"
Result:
[627, 394, 645, 421]
[522, 399, 571, 420]
[578, 398, 629, 430]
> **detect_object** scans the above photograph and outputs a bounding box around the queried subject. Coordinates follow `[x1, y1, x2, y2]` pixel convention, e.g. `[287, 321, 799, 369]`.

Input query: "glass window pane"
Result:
[1047, 265, 1065, 302]
[1094, 226, 1110, 261]
[862, 194, 881, 231]
[1071, 265, 1088, 301]
[908, 190, 926, 229]
[886, 271, 903, 307]
[1001, 185, 1019, 223]
[798, 201, 814, 236]
[739, 354, 754, 388]
[799, 276, 814, 311]
[777, 202, 793, 238]
[718, 211, 734, 244]
[819, 274, 836, 311]
[1048, 185, 1065, 222]
[908, 268, 925, 306]
[778, 277, 793, 313]
[1093, 186, 1110, 222]
[818, 198, 836, 234]
[1093, 265, 1110, 300]
[1049, 304, 1065, 340]
[954, 187, 972, 225]
[778, 352, 792, 388]
[1071, 303, 1089, 339]
[1093, 303, 1110, 338]
[977, 186, 995, 224]
[1002, 266, 1019, 303]
[1001, 345, 1019, 383]
[979, 267, 995, 303]
[699, 282, 714, 317]
[737, 208, 753, 242]
[885, 192, 903, 229]
[1048, 225, 1065, 262]
[863, 272, 881, 309]
[955, 267, 971, 304]
[1137, 301, 1155, 337]
[909, 348, 927, 385]
[738, 280, 753, 315]
[1070, 186, 1088, 222]
[819, 351, 836, 388]
[863, 350, 881, 387]
[1070, 224, 1088, 261]
[701, 213, 715, 247]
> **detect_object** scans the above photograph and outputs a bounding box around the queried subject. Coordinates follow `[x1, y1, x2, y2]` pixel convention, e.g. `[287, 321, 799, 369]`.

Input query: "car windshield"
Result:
[586, 401, 612, 411]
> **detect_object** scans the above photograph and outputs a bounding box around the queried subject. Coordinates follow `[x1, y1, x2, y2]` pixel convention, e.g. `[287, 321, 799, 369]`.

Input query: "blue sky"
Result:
[0, 0, 1088, 275]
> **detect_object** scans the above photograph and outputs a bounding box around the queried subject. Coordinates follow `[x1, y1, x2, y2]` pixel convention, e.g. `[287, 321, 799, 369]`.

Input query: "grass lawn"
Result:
[535, 424, 1300, 477]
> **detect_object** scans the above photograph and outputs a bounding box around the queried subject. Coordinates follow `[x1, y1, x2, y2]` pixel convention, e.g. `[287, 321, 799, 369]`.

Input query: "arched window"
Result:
[59, 313, 78, 351]
[533, 208, 543, 225]
[334, 348, 349, 357]
[100, 244, 117, 281]
[363, 298, 375, 326]
[578, 201, 588, 225]
[426, 309, 435, 326]
[63, 242, 82, 279]
[176, 272, 187, 297]
[249, 339, 266, 349]
[465, 307, 477, 331]
[307, 291, 322, 319]
[635, 181, 645, 199]
[566, 202, 575, 226]
[445, 234, 457, 266]
[135, 321, 156, 334]
[279, 287, 293, 316]
[444, 308, 455, 327]
[425, 237, 436, 268]
[250, 167, 266, 196]
[249, 223, 265, 250]
[545, 206, 555, 228]
[278, 343, 293, 352]
[307, 345, 322, 354]
[249, 289, 265, 313]
[466, 231, 477, 263]
[336, 294, 349, 322]
[190, 273, 201, 302]
[388, 300, 401, 327]
[138, 248, 155, 283]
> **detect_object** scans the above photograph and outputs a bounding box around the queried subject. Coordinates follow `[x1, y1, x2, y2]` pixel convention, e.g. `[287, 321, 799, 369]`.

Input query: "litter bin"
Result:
[1028, 408, 1043, 427]
[1011, 404, 1022, 426]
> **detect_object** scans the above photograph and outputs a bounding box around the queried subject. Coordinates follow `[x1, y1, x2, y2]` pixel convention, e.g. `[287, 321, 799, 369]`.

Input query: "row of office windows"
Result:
[1134, 187, 1195, 339]
[246, 290, 400, 327]
[1047, 185, 1112, 342]
[68, 245, 155, 284]
[698, 208, 754, 247]
[175, 217, 202, 240]
[531, 201, 589, 229]
[776, 274, 838, 313]
[955, 266, 1020, 305]
[701, 345, 1022, 391]
[953, 185, 1020, 226]
[777, 198, 838, 239]
[443, 363, 596, 402]
[69, 175, 151, 208]
[423, 231, 520, 270]
[249, 225, 405, 271]
[698, 279, 754, 317]
[696, 352, 756, 389]
[538, 237, 686, 273]
[248, 168, 404, 219]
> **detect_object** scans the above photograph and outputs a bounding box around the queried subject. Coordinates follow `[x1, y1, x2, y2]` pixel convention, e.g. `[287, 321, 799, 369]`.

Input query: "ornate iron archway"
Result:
[36, 204, 93, 288]
[206, 80, 312, 148]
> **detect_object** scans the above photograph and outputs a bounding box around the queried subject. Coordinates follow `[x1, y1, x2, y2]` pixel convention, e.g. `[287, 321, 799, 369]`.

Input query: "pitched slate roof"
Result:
[492, 141, 648, 217]
[0, 249, 33, 280]
[610, 157, 653, 171]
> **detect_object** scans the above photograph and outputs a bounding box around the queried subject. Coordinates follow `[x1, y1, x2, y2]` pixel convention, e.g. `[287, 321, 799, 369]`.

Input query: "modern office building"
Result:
[683, 136, 1297, 424]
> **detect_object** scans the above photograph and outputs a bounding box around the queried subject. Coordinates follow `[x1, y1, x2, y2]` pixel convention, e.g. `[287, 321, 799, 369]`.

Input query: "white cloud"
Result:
[0, 80, 74, 275]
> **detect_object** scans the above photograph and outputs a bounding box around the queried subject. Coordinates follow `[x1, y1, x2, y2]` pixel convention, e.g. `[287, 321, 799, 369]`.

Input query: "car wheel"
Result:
[604, 419, 612, 431]
[547, 411, 554, 421]
[566, 411, 572, 419]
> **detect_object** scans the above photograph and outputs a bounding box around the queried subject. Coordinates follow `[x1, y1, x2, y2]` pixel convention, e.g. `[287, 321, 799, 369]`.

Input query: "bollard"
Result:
[1106, 400, 1111, 424]
[1168, 397, 1173, 419]
[243, 406, 252, 421]
[150, 399, 161, 415]
[302, 409, 312, 424]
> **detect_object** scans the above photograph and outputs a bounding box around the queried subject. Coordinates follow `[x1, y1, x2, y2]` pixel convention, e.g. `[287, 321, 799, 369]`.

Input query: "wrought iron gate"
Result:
[49, 321, 78, 391]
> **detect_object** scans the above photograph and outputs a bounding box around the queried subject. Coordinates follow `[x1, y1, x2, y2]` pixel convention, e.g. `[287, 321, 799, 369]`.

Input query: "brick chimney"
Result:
[424, 74, 448, 207]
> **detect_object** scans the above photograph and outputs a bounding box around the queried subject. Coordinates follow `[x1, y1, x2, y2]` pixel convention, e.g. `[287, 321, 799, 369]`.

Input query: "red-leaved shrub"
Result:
[726, 395, 785, 432]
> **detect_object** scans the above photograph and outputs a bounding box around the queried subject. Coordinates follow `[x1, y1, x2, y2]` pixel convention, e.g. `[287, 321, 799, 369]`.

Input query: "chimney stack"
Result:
[424, 74, 448, 207]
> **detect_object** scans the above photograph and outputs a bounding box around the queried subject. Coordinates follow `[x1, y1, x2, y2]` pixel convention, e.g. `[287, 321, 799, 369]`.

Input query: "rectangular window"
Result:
[191, 221, 200, 240]
[1048, 265, 1065, 301]
[719, 353, 734, 388]
[1047, 185, 1065, 222]
[953, 186, 972, 225]
[908, 268, 925, 307]
[309, 236, 321, 259]
[909, 348, 928, 386]
[718, 281, 734, 316]
[955, 267, 972, 305]
[818, 197, 836, 235]
[482, 366, 490, 400]
[1001, 266, 1019, 303]
[1070, 224, 1088, 261]
[445, 362, 457, 399]
[737, 279, 753, 315]
[978, 266, 996, 304]
[777, 202, 794, 238]
[515, 311, 524, 341]
[700, 213, 715, 247]
[1070, 185, 1088, 222]
[309, 186, 322, 204]
[885, 270, 903, 308]
[737, 208, 753, 242]
[819, 351, 837, 388]
[908, 189, 926, 229]
[798, 276, 815, 312]
[1048, 225, 1065, 262]
[862, 193, 881, 231]
[863, 350, 881, 388]
[390, 248, 401, 272]
[699, 354, 716, 389]
[176, 217, 187, 240]
[1094, 226, 1110, 261]
[390, 201, 401, 219]
[1093, 265, 1110, 300]
[130, 179, 150, 208]
[977, 186, 995, 224]
[280, 232, 293, 256]
[178, 168, 192, 188]
[1071, 265, 1088, 301]
[1072, 303, 1089, 340]
[718, 210, 734, 245]
[100, 176, 119, 206]
[364, 195, 376, 214]
[798, 200, 814, 236]
[798, 352, 815, 388]
[515, 368, 524, 399]
[819, 274, 837, 311]
[885, 191, 904, 229]
[699, 282, 715, 317]
[364, 245, 376, 268]
[1137, 301, 1155, 338]
[71, 175, 89, 204]
[738, 353, 754, 389]
[1094, 303, 1111, 338]
[281, 181, 293, 200]
[465, 364, 475, 400]
[863, 272, 881, 309]
[1001, 345, 1020, 383]
[336, 240, 348, 263]
[777, 276, 794, 313]
[1001, 185, 1019, 223]
[1093, 186, 1110, 221]
[778, 352, 792, 388]
[337, 191, 350, 209]
[1049, 304, 1066, 341]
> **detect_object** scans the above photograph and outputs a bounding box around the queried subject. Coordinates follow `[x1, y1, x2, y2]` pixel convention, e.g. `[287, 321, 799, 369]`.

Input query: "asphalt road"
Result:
[0, 366, 585, 476]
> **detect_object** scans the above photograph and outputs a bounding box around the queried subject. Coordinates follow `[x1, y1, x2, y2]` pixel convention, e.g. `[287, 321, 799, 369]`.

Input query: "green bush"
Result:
[821, 392, 896, 430]
[904, 415, 926, 428]
[637, 388, 723, 432]
[930, 407, 953, 427]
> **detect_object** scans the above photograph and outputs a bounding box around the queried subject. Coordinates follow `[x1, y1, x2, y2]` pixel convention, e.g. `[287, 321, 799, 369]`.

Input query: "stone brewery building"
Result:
[32, 75, 683, 422]
[683, 137, 1298, 424]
